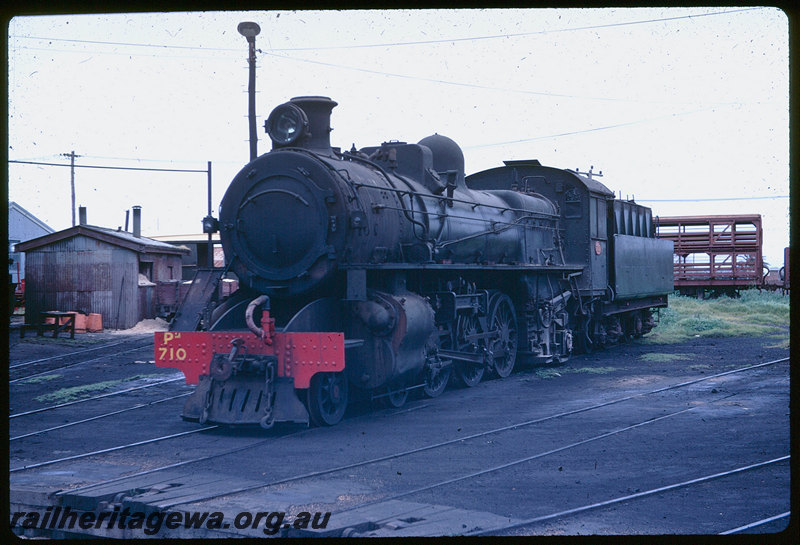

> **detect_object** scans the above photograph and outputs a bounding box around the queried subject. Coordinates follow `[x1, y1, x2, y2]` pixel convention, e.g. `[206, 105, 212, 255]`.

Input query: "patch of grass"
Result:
[644, 289, 790, 345]
[531, 366, 617, 379]
[765, 336, 790, 349]
[19, 336, 109, 346]
[532, 368, 563, 379]
[34, 374, 162, 404]
[567, 367, 618, 375]
[19, 374, 62, 384]
[688, 364, 712, 371]
[639, 353, 691, 363]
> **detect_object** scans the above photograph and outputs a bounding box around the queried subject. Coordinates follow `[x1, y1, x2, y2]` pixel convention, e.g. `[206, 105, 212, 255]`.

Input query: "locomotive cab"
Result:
[466, 161, 673, 349]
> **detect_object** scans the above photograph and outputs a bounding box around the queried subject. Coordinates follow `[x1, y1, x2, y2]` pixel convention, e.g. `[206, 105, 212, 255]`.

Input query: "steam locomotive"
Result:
[155, 96, 673, 427]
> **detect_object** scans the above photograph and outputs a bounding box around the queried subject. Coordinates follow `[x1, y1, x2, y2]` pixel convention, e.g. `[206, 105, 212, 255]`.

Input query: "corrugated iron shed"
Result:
[16, 225, 189, 330]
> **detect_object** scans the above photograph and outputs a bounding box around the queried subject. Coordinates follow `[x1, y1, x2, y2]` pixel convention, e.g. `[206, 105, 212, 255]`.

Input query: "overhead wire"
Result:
[8, 159, 208, 173]
[639, 196, 789, 202]
[462, 107, 724, 149]
[14, 45, 239, 62]
[266, 7, 767, 50]
[8, 8, 786, 204]
[5, 159, 788, 203]
[16, 37, 757, 107]
[261, 51, 753, 107]
[9, 7, 774, 108]
[10, 7, 766, 53]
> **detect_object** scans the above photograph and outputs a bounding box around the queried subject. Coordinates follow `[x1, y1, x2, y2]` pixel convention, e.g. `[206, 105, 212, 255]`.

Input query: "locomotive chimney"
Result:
[266, 96, 338, 153]
[78, 206, 87, 226]
[132, 205, 141, 238]
[292, 96, 337, 152]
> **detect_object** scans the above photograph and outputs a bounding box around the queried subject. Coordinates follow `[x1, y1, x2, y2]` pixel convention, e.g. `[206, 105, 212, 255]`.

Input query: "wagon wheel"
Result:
[487, 293, 518, 378]
[454, 313, 485, 388]
[424, 327, 453, 398]
[307, 371, 348, 426]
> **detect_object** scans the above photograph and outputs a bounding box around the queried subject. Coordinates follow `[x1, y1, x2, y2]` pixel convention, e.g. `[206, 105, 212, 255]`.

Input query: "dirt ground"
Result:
[8, 320, 793, 538]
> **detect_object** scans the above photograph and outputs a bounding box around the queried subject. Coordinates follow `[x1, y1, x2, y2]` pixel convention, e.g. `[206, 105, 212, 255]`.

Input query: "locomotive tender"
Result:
[155, 96, 673, 427]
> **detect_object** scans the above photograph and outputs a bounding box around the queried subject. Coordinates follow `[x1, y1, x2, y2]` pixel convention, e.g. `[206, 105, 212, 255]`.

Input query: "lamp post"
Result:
[238, 21, 261, 162]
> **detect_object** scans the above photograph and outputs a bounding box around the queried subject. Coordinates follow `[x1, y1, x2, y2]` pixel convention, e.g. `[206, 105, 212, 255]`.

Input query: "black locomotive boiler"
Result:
[155, 96, 674, 427]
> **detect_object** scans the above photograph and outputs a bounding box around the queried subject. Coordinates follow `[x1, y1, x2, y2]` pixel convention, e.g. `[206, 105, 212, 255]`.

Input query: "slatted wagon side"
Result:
[655, 214, 764, 297]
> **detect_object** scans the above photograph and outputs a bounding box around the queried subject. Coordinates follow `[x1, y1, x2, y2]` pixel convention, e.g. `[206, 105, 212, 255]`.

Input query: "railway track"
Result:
[719, 512, 792, 535]
[466, 456, 791, 536]
[10, 338, 155, 384]
[10, 392, 191, 441]
[7, 356, 784, 534]
[9, 375, 185, 418]
[10, 336, 151, 369]
[10, 426, 220, 473]
[89, 383, 750, 512]
[331, 404, 712, 516]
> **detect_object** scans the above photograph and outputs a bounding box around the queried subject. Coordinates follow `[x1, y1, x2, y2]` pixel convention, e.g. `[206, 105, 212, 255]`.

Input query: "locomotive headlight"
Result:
[265, 103, 309, 146]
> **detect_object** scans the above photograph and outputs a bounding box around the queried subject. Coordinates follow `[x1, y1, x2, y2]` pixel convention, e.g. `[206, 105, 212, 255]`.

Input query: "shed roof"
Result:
[15, 224, 190, 255]
[8, 201, 56, 235]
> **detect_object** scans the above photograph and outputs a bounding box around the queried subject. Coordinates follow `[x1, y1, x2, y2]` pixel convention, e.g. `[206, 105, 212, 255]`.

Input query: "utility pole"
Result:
[237, 22, 261, 161]
[62, 150, 81, 226]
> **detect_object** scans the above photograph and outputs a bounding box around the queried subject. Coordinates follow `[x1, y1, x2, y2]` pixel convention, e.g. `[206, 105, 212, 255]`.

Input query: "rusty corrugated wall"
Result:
[24, 235, 140, 329]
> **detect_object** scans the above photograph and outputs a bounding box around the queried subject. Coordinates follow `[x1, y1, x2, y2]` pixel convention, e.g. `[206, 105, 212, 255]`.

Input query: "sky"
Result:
[6, 7, 790, 266]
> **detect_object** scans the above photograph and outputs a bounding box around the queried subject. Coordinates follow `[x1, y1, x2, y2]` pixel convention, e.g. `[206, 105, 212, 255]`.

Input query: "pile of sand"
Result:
[109, 318, 170, 334]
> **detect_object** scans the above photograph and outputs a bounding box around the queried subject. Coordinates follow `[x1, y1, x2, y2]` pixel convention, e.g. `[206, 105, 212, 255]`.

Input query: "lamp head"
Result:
[237, 22, 261, 41]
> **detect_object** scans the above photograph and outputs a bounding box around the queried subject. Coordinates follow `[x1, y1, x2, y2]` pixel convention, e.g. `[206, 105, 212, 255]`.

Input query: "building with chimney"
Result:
[15, 206, 188, 329]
